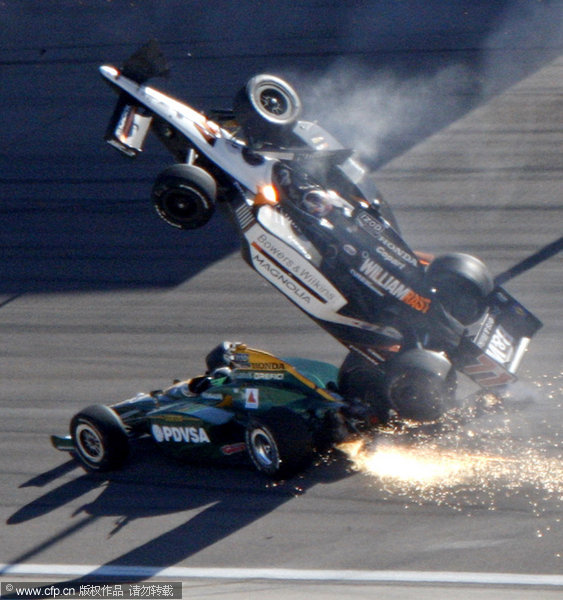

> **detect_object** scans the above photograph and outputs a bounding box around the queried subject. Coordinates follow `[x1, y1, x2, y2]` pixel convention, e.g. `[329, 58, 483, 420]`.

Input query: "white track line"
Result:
[0, 564, 562, 587]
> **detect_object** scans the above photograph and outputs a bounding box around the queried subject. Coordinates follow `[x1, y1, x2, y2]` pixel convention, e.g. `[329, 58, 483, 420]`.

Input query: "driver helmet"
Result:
[302, 189, 334, 217]
[212, 366, 232, 381]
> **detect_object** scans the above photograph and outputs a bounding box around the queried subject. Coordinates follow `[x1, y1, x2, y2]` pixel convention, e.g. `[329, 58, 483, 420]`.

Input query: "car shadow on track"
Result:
[5, 438, 353, 586]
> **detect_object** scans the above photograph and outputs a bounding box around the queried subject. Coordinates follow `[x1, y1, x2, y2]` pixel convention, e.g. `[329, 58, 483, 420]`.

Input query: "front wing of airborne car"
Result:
[455, 286, 542, 389]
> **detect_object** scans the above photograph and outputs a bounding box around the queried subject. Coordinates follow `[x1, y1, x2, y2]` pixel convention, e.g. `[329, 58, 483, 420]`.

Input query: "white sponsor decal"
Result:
[245, 224, 404, 332]
[151, 423, 211, 444]
[201, 392, 223, 400]
[353, 256, 431, 313]
[252, 252, 313, 304]
[254, 372, 285, 380]
[256, 232, 339, 303]
[357, 257, 410, 297]
[476, 315, 495, 349]
[256, 232, 303, 276]
[377, 236, 418, 267]
[357, 212, 418, 267]
[376, 246, 406, 270]
[246, 224, 347, 316]
[357, 211, 384, 234]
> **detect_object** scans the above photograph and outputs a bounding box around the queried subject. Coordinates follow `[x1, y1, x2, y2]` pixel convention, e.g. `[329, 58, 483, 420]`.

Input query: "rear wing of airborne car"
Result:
[103, 39, 169, 157]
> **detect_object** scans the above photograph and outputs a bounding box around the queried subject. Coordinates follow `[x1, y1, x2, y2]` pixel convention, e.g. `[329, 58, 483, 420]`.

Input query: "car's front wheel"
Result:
[151, 164, 216, 230]
[426, 253, 494, 325]
[70, 405, 129, 472]
[245, 408, 313, 478]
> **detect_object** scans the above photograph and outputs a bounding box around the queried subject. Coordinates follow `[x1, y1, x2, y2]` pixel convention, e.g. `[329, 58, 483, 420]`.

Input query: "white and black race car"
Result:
[99, 40, 543, 422]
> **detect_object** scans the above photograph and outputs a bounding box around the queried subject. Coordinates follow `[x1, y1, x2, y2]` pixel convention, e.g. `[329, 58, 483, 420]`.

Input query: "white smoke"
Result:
[290, 1, 562, 167]
[295, 59, 477, 166]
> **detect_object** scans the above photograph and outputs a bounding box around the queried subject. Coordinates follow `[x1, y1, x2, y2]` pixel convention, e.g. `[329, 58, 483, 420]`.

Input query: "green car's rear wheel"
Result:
[245, 408, 313, 478]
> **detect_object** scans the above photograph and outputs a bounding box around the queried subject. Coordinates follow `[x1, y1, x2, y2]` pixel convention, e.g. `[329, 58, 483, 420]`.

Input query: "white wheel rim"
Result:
[75, 423, 104, 463]
[250, 428, 278, 468]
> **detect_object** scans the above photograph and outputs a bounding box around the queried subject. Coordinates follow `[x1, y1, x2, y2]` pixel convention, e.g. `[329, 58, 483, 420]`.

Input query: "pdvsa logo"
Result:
[151, 423, 211, 444]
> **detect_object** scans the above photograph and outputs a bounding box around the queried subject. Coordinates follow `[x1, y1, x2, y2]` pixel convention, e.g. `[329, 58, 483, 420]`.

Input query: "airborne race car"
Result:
[52, 343, 367, 478]
[93, 42, 541, 425]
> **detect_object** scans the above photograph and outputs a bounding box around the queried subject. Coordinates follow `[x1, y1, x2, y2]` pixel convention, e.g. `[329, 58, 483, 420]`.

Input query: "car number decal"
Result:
[485, 325, 514, 365]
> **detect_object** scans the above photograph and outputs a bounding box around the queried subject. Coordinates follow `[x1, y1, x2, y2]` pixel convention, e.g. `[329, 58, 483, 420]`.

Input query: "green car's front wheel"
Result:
[245, 408, 313, 479]
[70, 405, 129, 472]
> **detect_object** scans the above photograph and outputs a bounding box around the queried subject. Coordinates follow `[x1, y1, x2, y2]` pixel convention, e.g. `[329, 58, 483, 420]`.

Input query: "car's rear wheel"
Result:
[70, 405, 129, 472]
[233, 74, 301, 146]
[385, 349, 457, 422]
[339, 349, 456, 423]
[245, 408, 313, 478]
[151, 164, 216, 230]
[426, 253, 494, 325]
[386, 368, 457, 422]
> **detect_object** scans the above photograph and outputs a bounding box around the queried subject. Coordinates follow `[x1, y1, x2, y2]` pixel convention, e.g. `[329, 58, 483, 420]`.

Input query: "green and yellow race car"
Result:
[51, 342, 375, 479]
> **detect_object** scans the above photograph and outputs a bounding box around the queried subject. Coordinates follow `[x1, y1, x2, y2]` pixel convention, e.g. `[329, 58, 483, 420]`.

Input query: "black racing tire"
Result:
[70, 405, 129, 472]
[245, 408, 313, 478]
[233, 74, 301, 145]
[337, 352, 390, 423]
[151, 164, 216, 230]
[385, 350, 456, 422]
[426, 253, 494, 325]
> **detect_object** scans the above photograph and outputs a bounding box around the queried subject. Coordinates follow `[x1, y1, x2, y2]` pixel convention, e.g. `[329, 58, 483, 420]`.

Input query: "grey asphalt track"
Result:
[1, 2, 562, 598]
